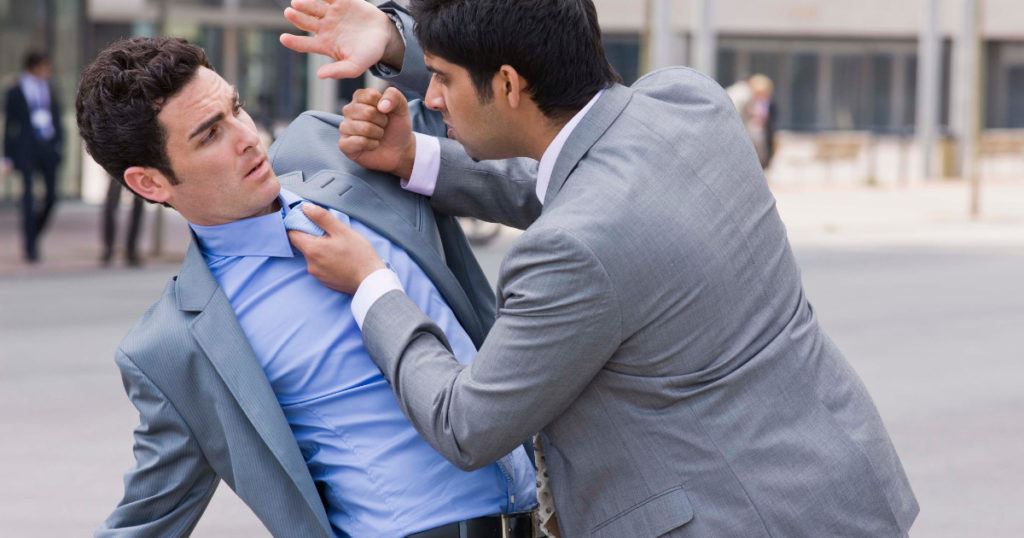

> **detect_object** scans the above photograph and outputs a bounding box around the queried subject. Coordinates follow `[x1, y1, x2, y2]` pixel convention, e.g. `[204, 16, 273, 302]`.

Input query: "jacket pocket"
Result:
[590, 486, 694, 538]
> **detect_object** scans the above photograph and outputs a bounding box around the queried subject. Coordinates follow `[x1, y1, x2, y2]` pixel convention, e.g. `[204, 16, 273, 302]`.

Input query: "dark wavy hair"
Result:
[76, 37, 211, 192]
[23, 50, 50, 71]
[411, 0, 620, 120]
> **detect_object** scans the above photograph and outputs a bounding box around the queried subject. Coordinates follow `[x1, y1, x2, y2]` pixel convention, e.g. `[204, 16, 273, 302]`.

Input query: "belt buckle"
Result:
[500, 513, 512, 538]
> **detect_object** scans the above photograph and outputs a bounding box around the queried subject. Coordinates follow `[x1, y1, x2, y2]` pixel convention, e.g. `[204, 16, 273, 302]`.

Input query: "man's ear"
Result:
[124, 166, 173, 205]
[495, 65, 526, 110]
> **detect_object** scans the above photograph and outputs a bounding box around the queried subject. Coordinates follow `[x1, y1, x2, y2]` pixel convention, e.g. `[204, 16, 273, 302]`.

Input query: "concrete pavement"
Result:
[0, 179, 1022, 536]
[2, 177, 1022, 277]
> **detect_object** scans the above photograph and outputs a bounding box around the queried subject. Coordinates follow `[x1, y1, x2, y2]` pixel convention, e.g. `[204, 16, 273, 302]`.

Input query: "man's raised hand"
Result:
[280, 0, 405, 79]
[340, 87, 416, 179]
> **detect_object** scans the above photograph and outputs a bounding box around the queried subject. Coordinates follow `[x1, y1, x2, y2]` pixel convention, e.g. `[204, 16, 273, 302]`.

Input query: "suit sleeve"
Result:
[362, 226, 622, 470]
[96, 351, 219, 537]
[427, 138, 543, 230]
[372, 3, 430, 97]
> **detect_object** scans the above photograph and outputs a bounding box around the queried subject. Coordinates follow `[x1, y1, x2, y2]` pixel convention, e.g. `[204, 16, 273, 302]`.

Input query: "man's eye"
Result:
[203, 126, 218, 143]
[233, 101, 243, 116]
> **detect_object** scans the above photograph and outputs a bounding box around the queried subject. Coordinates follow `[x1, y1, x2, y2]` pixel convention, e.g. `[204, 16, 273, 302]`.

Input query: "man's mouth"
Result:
[244, 157, 267, 180]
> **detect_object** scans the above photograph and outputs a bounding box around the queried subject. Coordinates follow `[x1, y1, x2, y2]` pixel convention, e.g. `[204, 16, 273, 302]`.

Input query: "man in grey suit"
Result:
[77, 36, 538, 536]
[283, 0, 919, 536]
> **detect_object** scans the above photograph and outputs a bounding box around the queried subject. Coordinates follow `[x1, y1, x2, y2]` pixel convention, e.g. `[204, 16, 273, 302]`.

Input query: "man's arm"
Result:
[4, 88, 16, 163]
[370, 4, 431, 97]
[280, 0, 543, 227]
[427, 137, 542, 229]
[361, 227, 622, 469]
[97, 352, 218, 537]
[342, 90, 543, 229]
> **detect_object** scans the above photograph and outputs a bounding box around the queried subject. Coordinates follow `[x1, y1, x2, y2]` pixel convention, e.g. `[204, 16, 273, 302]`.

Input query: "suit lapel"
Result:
[176, 241, 332, 534]
[280, 170, 487, 345]
[544, 84, 634, 205]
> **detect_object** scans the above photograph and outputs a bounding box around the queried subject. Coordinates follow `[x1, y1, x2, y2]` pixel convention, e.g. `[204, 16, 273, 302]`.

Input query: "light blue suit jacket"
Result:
[97, 109, 496, 536]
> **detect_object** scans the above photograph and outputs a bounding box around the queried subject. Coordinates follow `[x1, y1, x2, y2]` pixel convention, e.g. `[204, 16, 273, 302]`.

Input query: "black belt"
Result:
[407, 512, 535, 538]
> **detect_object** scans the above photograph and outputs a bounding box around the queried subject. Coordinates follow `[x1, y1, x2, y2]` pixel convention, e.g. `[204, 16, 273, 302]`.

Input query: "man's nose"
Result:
[235, 119, 261, 153]
[424, 78, 445, 112]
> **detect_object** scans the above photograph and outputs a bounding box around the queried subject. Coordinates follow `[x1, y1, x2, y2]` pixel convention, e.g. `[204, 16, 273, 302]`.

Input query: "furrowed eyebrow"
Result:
[187, 88, 240, 141]
[188, 112, 224, 140]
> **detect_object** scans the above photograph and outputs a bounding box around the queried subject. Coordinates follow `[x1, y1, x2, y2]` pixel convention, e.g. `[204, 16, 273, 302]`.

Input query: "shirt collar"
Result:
[189, 189, 303, 258]
[535, 89, 604, 205]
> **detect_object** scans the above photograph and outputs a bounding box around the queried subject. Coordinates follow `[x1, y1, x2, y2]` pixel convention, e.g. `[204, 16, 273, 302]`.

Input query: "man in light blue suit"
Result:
[76, 36, 536, 537]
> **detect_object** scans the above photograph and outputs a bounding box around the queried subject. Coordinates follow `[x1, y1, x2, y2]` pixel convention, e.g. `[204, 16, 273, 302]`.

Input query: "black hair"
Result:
[411, 0, 621, 120]
[24, 50, 49, 71]
[76, 37, 212, 195]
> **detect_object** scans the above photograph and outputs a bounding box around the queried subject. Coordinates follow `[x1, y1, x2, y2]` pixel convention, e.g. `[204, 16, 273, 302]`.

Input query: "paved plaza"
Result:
[0, 180, 1021, 536]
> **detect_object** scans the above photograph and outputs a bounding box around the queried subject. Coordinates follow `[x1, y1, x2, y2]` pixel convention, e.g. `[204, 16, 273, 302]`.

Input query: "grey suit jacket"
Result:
[98, 110, 494, 536]
[364, 35, 919, 537]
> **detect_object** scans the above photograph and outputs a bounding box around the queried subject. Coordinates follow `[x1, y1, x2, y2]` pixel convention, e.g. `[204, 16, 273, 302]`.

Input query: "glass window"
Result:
[716, 49, 737, 87]
[1007, 66, 1024, 128]
[870, 55, 894, 132]
[903, 56, 917, 128]
[750, 52, 783, 87]
[237, 28, 307, 130]
[831, 54, 868, 130]
[88, 23, 134, 60]
[790, 53, 819, 131]
[603, 34, 640, 85]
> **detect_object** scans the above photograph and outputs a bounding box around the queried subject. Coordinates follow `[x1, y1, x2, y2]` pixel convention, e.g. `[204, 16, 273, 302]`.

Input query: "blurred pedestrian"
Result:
[100, 176, 145, 267]
[3, 50, 64, 263]
[727, 73, 777, 169]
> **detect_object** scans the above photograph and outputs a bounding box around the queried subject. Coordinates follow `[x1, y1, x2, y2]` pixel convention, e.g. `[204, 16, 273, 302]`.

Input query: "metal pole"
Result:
[692, 0, 717, 77]
[915, 0, 941, 181]
[959, 0, 983, 218]
[223, 0, 240, 85]
[150, 0, 168, 258]
[646, 0, 673, 71]
[307, 55, 340, 112]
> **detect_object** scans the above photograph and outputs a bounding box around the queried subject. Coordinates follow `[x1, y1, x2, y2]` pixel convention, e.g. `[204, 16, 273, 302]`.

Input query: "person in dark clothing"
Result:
[100, 177, 145, 267]
[3, 51, 64, 263]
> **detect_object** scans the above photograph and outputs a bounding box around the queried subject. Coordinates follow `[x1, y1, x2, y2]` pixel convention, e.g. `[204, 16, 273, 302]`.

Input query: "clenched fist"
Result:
[339, 87, 416, 179]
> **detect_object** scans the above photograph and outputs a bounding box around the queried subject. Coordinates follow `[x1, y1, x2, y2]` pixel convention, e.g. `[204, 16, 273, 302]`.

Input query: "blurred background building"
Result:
[1, 0, 1022, 203]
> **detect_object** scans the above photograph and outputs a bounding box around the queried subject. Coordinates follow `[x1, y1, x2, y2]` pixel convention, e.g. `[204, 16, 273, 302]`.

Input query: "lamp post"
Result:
[915, 0, 941, 183]
[956, 0, 983, 218]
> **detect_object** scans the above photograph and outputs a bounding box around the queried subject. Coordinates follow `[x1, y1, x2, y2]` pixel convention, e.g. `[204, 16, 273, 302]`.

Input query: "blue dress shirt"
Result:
[190, 189, 536, 537]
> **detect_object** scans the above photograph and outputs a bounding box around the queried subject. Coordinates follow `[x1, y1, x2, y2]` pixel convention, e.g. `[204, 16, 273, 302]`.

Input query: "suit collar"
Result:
[280, 169, 487, 344]
[536, 89, 604, 204]
[175, 240, 219, 312]
[543, 84, 633, 205]
[173, 235, 331, 533]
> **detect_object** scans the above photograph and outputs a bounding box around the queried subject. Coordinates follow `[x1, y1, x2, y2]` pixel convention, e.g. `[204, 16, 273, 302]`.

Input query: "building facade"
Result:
[2, 0, 1023, 199]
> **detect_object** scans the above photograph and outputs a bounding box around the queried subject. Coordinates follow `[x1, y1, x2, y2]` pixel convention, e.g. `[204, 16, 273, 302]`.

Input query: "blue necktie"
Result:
[282, 200, 326, 237]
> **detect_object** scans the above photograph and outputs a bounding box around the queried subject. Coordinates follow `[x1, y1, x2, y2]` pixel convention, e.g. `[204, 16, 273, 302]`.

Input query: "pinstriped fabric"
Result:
[363, 61, 919, 537]
[99, 263, 331, 537]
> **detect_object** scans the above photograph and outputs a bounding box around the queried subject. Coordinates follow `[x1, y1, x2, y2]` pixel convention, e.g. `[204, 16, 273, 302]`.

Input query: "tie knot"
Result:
[282, 201, 326, 237]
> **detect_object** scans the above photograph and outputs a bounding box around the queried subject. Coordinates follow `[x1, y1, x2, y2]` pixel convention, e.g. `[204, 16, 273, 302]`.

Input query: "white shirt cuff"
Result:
[401, 133, 441, 197]
[351, 266, 404, 329]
